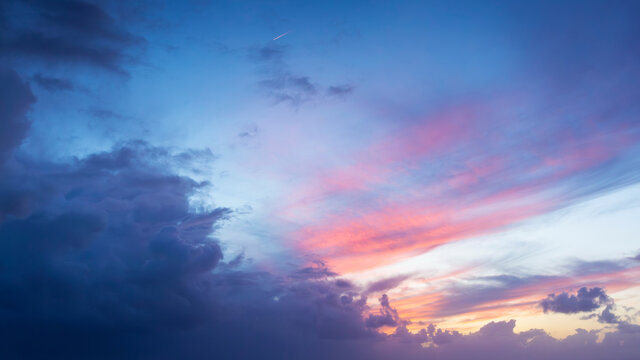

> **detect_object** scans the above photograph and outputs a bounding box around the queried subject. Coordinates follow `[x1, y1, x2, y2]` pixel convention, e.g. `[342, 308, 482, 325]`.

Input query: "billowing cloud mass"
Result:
[0, 72, 370, 357]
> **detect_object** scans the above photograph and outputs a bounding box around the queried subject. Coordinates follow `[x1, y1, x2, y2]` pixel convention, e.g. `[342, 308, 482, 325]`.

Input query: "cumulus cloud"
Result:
[540, 287, 611, 314]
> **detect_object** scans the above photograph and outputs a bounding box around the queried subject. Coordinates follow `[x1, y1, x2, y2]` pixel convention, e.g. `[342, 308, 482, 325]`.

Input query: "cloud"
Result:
[290, 260, 337, 280]
[258, 73, 318, 106]
[0, 0, 144, 74]
[31, 73, 74, 92]
[544, 286, 640, 334]
[540, 287, 612, 314]
[392, 262, 638, 322]
[326, 84, 353, 98]
[87, 108, 133, 121]
[0, 141, 231, 358]
[1, 135, 639, 359]
[598, 305, 620, 324]
[388, 320, 640, 360]
[589, 298, 640, 332]
[0, 135, 386, 358]
[365, 294, 401, 328]
[0, 70, 379, 358]
[249, 43, 353, 106]
[249, 42, 288, 63]
[290, 86, 640, 272]
[0, 68, 35, 162]
[364, 274, 410, 294]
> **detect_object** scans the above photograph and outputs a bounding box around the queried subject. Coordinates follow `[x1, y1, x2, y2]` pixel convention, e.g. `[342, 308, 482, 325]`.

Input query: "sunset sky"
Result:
[1, 1, 640, 359]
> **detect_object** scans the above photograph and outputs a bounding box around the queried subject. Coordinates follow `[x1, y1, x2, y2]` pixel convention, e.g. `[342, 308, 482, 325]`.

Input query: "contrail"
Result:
[272, 32, 289, 40]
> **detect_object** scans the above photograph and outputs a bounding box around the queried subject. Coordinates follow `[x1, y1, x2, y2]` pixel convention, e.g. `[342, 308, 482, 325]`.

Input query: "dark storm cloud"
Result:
[0, 141, 230, 358]
[540, 287, 611, 314]
[31, 73, 74, 92]
[0, 0, 144, 74]
[0, 137, 386, 359]
[0, 70, 380, 359]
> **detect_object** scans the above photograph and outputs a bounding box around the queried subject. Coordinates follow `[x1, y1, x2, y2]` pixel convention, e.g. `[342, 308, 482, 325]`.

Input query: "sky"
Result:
[1, 0, 640, 359]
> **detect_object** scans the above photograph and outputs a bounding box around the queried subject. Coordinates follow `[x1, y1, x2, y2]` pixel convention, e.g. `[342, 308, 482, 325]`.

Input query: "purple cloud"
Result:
[540, 287, 611, 314]
[365, 294, 401, 328]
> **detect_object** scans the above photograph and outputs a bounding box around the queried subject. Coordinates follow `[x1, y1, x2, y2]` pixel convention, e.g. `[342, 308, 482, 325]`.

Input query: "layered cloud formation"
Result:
[0, 66, 639, 360]
[2, 0, 640, 359]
